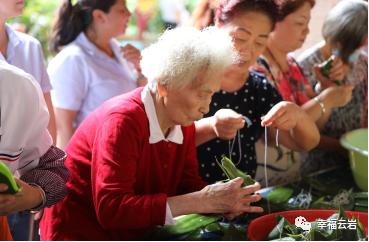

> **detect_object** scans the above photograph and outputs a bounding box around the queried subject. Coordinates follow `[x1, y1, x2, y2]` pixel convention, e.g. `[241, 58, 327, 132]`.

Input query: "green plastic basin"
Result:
[340, 129, 368, 191]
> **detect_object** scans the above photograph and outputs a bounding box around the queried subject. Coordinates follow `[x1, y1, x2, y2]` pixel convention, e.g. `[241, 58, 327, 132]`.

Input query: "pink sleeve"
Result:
[91, 115, 167, 230]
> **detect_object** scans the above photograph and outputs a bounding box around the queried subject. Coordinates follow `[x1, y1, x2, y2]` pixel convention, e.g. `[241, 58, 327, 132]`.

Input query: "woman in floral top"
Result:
[297, 0, 368, 174]
[254, 55, 313, 106]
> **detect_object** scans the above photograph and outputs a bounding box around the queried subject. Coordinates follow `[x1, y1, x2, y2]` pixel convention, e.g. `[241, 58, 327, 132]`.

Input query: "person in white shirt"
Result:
[0, 60, 68, 240]
[0, 0, 57, 143]
[159, 0, 190, 29]
[49, 0, 144, 149]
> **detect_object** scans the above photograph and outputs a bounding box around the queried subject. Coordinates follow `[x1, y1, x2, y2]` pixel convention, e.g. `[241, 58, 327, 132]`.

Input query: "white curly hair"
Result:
[140, 26, 237, 91]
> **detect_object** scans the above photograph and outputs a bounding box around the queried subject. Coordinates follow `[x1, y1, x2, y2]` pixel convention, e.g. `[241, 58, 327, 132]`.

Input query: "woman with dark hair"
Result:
[254, 0, 351, 105]
[250, 0, 357, 178]
[195, 0, 320, 185]
[49, 0, 144, 149]
[297, 0, 368, 174]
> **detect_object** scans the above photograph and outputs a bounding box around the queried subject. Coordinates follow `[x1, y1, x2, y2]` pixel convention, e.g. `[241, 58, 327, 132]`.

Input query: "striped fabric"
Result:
[20, 146, 69, 208]
[0, 149, 23, 162]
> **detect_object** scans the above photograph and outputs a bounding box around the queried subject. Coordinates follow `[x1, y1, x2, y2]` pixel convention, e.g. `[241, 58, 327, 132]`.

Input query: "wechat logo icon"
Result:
[295, 216, 311, 231]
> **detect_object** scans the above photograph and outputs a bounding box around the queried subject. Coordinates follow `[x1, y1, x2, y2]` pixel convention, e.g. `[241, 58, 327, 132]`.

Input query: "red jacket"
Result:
[40, 88, 207, 240]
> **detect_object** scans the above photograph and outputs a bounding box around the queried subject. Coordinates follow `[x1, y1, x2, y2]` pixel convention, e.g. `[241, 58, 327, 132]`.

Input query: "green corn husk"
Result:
[266, 210, 367, 241]
[0, 161, 20, 194]
[216, 156, 255, 186]
[266, 187, 294, 204]
[159, 214, 221, 235]
[320, 56, 334, 78]
[320, 56, 343, 85]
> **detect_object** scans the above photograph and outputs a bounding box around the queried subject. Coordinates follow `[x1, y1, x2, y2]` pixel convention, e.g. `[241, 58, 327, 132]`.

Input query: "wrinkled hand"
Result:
[261, 101, 303, 130]
[121, 44, 142, 71]
[212, 109, 245, 140]
[314, 57, 350, 89]
[319, 85, 354, 109]
[200, 178, 263, 217]
[0, 178, 42, 216]
[327, 58, 349, 82]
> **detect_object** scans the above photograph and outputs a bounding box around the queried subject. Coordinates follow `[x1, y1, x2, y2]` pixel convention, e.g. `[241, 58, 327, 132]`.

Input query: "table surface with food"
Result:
[143, 153, 368, 241]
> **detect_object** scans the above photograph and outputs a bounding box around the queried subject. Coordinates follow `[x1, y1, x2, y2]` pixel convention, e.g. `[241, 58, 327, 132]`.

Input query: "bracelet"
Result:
[28, 183, 47, 212]
[314, 97, 326, 115]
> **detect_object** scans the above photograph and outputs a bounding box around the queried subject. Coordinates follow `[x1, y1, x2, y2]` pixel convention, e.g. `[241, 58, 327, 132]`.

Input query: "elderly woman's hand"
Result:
[0, 178, 43, 216]
[211, 109, 245, 140]
[260, 101, 304, 130]
[327, 58, 350, 82]
[314, 58, 350, 90]
[199, 177, 263, 216]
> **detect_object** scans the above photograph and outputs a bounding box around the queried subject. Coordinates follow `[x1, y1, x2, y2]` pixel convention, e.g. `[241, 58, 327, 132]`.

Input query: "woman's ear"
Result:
[157, 83, 168, 97]
[92, 9, 107, 24]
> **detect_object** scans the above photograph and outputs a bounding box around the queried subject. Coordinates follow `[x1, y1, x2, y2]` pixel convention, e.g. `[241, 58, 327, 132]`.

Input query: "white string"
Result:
[228, 130, 242, 166]
[264, 126, 271, 213]
[235, 130, 242, 166]
[264, 127, 280, 214]
[228, 115, 252, 166]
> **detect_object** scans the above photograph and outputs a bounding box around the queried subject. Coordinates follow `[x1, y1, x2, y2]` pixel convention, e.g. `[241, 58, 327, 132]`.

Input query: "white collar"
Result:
[5, 23, 21, 47]
[0, 24, 21, 62]
[141, 86, 183, 144]
[74, 32, 122, 63]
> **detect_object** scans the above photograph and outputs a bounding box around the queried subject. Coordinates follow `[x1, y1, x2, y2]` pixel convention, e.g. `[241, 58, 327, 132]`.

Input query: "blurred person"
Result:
[0, 61, 68, 240]
[159, 0, 189, 29]
[297, 0, 368, 173]
[0, 0, 58, 239]
[40, 26, 264, 240]
[195, 0, 320, 185]
[0, 0, 56, 145]
[49, 0, 144, 149]
[135, 0, 157, 40]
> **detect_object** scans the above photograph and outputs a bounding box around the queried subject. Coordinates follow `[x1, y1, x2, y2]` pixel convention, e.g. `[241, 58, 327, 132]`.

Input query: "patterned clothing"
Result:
[254, 55, 313, 106]
[297, 43, 368, 173]
[197, 71, 282, 184]
[251, 55, 311, 184]
[21, 146, 68, 209]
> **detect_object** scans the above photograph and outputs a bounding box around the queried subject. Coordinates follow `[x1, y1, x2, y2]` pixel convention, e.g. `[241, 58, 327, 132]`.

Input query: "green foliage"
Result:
[8, 0, 199, 59]
[185, 0, 200, 12]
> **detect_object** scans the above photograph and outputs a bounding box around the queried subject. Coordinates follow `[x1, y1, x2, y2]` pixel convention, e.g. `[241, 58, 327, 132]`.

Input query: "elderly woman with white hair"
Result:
[40, 26, 264, 240]
[298, 0, 368, 174]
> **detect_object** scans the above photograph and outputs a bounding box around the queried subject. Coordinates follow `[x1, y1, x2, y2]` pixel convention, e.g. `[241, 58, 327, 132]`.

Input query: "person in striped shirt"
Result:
[0, 60, 69, 238]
